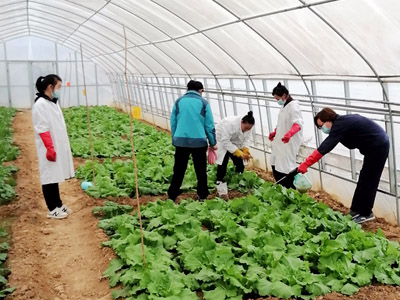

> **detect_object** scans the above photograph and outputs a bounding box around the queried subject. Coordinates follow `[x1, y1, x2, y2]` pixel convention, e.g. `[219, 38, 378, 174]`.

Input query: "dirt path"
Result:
[2, 110, 113, 300]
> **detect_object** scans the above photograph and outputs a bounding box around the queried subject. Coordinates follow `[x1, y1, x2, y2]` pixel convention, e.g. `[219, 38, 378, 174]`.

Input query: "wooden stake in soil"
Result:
[123, 25, 146, 267]
[79, 44, 96, 185]
[67, 53, 72, 124]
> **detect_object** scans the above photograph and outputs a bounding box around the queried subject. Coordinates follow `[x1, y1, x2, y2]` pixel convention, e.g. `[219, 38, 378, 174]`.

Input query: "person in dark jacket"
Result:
[298, 108, 390, 224]
[168, 80, 217, 201]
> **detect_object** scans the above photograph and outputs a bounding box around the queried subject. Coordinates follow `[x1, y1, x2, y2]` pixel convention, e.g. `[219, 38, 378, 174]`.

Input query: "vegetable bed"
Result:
[95, 183, 400, 300]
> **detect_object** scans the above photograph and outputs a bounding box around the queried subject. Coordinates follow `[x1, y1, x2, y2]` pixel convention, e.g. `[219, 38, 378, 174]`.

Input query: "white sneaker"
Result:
[47, 207, 68, 219]
[59, 204, 73, 214]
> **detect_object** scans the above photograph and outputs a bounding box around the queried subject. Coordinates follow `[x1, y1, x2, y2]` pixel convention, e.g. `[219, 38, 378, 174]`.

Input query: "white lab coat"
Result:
[215, 116, 252, 165]
[270, 100, 303, 174]
[32, 97, 75, 185]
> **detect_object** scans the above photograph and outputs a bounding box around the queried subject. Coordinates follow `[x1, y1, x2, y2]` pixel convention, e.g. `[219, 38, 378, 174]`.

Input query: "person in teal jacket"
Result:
[168, 80, 217, 201]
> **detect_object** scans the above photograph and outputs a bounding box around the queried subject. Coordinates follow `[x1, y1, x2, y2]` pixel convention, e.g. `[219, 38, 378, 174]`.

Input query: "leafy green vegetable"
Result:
[68, 106, 263, 197]
[0, 227, 15, 297]
[96, 184, 400, 299]
[0, 107, 19, 205]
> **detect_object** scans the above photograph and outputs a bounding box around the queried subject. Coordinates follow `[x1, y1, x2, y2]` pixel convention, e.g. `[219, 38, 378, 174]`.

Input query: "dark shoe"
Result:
[349, 210, 360, 220]
[353, 213, 375, 224]
[197, 194, 208, 202]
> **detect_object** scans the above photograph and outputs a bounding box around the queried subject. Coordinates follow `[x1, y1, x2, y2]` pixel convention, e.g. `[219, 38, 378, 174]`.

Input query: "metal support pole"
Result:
[382, 83, 400, 225]
[27, 62, 34, 107]
[310, 80, 324, 191]
[262, 79, 273, 133]
[4, 43, 11, 107]
[74, 52, 80, 106]
[245, 79, 257, 147]
[230, 78, 238, 116]
[208, 79, 224, 121]
[162, 77, 172, 116]
[55, 42, 59, 75]
[344, 81, 357, 180]
[145, 78, 156, 124]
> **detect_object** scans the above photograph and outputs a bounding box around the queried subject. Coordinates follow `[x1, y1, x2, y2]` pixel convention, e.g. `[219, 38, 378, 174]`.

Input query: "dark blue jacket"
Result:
[318, 114, 389, 155]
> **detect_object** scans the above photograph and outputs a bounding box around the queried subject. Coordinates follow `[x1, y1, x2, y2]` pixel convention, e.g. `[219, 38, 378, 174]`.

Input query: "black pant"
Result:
[272, 165, 296, 189]
[168, 146, 209, 200]
[351, 141, 390, 216]
[42, 183, 62, 211]
[216, 152, 244, 182]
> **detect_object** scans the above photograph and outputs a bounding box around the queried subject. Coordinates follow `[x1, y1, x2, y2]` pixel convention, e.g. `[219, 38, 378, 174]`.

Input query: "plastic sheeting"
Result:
[0, 0, 399, 80]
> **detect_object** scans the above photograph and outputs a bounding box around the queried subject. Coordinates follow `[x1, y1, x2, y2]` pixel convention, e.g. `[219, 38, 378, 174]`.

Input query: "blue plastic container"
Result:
[81, 181, 93, 190]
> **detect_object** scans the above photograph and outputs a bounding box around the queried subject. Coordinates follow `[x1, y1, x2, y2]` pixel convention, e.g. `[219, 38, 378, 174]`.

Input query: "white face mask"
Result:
[52, 89, 61, 99]
[322, 124, 331, 134]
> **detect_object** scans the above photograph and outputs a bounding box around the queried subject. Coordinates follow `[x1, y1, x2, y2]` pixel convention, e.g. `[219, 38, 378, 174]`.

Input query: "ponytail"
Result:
[242, 111, 255, 125]
[272, 82, 289, 97]
[35, 74, 62, 93]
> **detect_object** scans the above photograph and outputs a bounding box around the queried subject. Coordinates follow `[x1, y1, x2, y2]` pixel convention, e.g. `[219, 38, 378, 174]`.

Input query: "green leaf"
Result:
[195, 268, 221, 282]
[270, 281, 301, 298]
[103, 259, 124, 287]
[256, 278, 272, 296]
[341, 283, 359, 295]
[203, 286, 226, 300]
[306, 282, 330, 296]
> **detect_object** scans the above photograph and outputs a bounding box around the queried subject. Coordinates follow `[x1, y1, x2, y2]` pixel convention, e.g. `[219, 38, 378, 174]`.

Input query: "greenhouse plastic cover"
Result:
[0, 0, 399, 80]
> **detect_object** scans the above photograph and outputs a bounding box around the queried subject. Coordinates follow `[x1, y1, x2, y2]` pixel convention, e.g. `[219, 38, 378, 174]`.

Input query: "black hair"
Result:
[35, 74, 62, 93]
[242, 111, 255, 125]
[187, 80, 204, 91]
[272, 82, 289, 97]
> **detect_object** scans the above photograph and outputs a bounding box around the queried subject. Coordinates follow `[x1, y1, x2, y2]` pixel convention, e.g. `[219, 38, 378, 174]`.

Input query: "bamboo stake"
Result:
[123, 25, 146, 267]
[80, 44, 96, 185]
[67, 54, 72, 125]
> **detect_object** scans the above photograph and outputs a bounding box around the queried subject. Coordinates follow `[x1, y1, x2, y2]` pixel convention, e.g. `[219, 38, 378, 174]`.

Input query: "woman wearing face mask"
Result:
[32, 74, 75, 219]
[215, 111, 255, 184]
[269, 82, 303, 189]
[298, 107, 390, 224]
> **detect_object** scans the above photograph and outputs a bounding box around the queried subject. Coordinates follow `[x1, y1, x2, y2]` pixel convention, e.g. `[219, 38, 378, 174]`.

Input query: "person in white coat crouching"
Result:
[215, 111, 255, 188]
[268, 82, 303, 189]
[32, 74, 75, 219]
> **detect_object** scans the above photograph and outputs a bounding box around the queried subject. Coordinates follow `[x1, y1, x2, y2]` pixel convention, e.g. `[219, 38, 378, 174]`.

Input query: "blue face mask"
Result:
[52, 89, 61, 99]
[322, 124, 331, 134]
[277, 99, 285, 106]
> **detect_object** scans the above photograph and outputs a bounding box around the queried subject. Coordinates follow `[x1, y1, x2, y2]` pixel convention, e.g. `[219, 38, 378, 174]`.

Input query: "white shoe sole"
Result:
[354, 216, 375, 224]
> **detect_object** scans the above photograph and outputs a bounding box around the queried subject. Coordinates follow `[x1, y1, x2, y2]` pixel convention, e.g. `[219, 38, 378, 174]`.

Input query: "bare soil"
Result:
[2, 110, 400, 300]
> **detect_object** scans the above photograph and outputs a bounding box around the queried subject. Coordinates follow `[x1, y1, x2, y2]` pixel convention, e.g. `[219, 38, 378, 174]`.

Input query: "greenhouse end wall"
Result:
[0, 37, 113, 108]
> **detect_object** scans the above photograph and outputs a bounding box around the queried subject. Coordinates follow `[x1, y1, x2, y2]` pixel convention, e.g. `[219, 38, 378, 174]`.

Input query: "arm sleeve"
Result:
[32, 101, 50, 134]
[170, 103, 177, 137]
[290, 102, 304, 129]
[317, 133, 341, 155]
[204, 103, 216, 146]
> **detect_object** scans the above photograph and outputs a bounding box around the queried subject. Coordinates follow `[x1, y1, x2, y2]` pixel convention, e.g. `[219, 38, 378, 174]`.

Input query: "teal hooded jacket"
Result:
[171, 91, 216, 148]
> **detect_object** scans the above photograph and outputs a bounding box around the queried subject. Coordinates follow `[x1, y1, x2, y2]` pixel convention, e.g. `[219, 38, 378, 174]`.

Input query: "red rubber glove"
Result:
[298, 150, 323, 173]
[268, 128, 277, 141]
[39, 131, 57, 162]
[282, 123, 301, 143]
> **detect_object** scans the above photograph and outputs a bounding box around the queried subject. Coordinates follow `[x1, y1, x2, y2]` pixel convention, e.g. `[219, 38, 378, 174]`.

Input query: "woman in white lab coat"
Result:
[32, 74, 75, 219]
[268, 82, 303, 189]
[215, 111, 254, 183]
